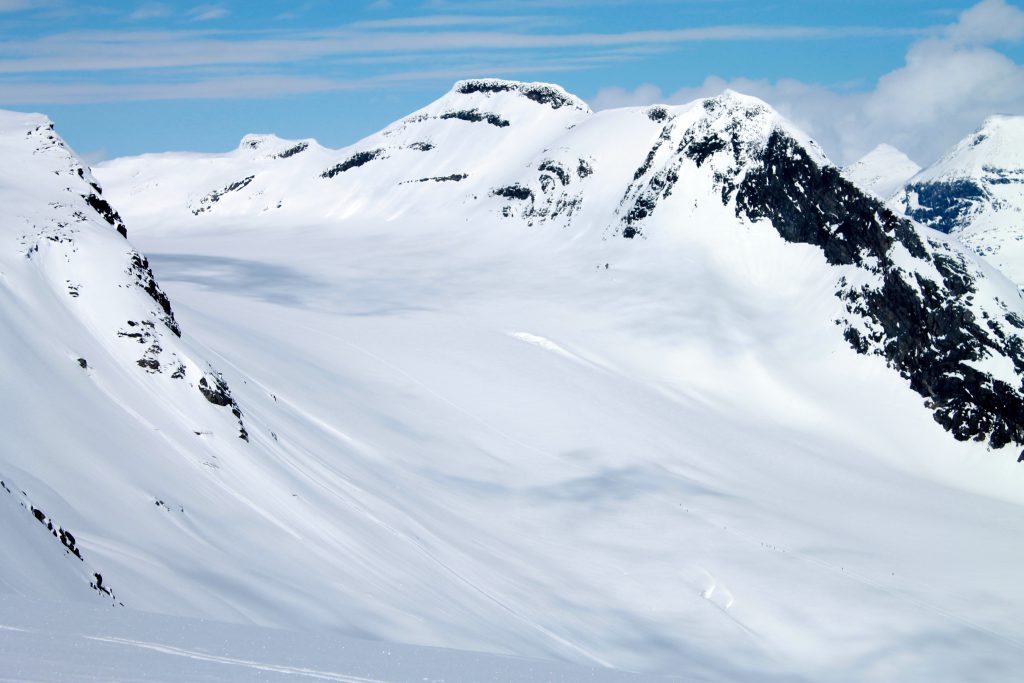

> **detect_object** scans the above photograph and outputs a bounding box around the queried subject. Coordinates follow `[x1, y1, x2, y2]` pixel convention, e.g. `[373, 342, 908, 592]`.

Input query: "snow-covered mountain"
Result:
[5, 81, 1024, 681]
[890, 115, 1024, 288]
[842, 144, 921, 199]
[99, 82, 1024, 451]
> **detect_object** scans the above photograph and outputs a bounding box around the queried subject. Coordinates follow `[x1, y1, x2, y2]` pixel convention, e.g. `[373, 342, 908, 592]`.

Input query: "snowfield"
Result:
[2, 80, 1024, 682]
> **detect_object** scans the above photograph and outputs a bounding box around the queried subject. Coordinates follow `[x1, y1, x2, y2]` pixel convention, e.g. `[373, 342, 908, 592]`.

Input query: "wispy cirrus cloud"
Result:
[0, 23, 924, 76]
[0, 50, 637, 104]
[128, 2, 170, 21]
[188, 4, 228, 21]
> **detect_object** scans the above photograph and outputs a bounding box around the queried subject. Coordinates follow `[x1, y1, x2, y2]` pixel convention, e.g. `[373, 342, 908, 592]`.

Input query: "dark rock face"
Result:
[401, 174, 468, 184]
[440, 109, 510, 128]
[192, 176, 256, 215]
[899, 179, 988, 234]
[736, 131, 927, 266]
[618, 122, 681, 239]
[274, 142, 309, 159]
[647, 106, 670, 122]
[491, 155, 590, 227]
[81, 193, 127, 238]
[321, 150, 384, 179]
[127, 253, 180, 337]
[731, 131, 1024, 449]
[199, 374, 249, 442]
[492, 184, 533, 201]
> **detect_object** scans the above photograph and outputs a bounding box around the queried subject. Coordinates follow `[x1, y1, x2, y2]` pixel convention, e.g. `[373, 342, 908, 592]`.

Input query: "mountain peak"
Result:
[450, 78, 591, 113]
[237, 133, 317, 159]
[914, 114, 1024, 183]
[0, 109, 52, 135]
[891, 114, 1024, 287]
[843, 143, 920, 199]
[687, 89, 830, 167]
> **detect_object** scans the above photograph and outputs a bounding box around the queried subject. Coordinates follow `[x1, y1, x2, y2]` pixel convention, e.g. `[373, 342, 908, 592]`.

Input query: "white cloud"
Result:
[947, 0, 1024, 44]
[129, 2, 170, 21]
[188, 4, 228, 22]
[590, 0, 1024, 166]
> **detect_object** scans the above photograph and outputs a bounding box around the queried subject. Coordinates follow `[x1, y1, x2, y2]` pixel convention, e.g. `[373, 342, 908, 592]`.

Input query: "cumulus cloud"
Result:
[590, 0, 1024, 166]
[947, 0, 1024, 44]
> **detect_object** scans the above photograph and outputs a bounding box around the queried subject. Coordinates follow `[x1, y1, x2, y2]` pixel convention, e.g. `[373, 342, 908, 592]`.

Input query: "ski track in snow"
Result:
[82, 635, 391, 683]
[203, 332, 616, 669]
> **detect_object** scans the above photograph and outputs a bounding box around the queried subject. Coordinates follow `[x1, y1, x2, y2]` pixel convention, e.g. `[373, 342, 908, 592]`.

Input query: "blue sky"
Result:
[1, 0, 1022, 164]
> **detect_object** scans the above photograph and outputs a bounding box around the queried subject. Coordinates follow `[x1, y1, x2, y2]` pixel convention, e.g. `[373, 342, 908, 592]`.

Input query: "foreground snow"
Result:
[0, 596, 662, 682]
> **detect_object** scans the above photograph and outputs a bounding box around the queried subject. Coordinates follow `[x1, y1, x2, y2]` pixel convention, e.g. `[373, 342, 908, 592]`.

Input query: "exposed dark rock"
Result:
[77, 357, 87, 369]
[680, 133, 727, 168]
[647, 106, 670, 122]
[440, 109, 510, 128]
[274, 142, 308, 159]
[538, 160, 570, 186]
[127, 253, 180, 337]
[198, 375, 232, 406]
[409, 142, 435, 151]
[192, 175, 256, 215]
[401, 174, 468, 184]
[81, 193, 127, 238]
[454, 80, 582, 110]
[199, 373, 249, 441]
[492, 184, 533, 201]
[321, 150, 384, 179]
[901, 179, 988, 234]
[731, 130, 1024, 448]
[735, 131, 927, 266]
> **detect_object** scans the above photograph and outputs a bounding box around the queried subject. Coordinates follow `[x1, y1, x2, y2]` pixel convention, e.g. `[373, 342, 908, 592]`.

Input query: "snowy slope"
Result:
[0, 595, 663, 683]
[890, 115, 1024, 287]
[2, 81, 1024, 682]
[842, 144, 921, 199]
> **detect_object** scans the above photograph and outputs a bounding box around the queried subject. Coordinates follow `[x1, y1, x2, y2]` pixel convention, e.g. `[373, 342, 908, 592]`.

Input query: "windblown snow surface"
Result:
[3, 81, 1024, 682]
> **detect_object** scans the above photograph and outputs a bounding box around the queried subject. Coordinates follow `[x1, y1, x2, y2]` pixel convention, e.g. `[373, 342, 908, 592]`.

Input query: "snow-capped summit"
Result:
[236, 133, 319, 160]
[890, 115, 1024, 286]
[448, 78, 592, 113]
[842, 144, 921, 199]
[913, 115, 1024, 184]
